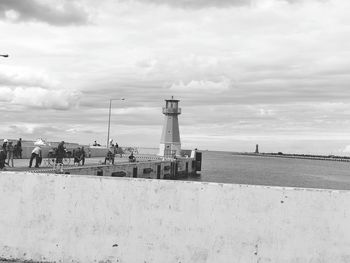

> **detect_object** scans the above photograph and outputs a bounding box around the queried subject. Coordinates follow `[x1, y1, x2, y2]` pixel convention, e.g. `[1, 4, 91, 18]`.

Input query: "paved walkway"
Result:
[2, 156, 130, 172]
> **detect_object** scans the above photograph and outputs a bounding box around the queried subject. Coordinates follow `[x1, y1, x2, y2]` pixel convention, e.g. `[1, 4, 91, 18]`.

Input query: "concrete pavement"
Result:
[1, 156, 130, 172]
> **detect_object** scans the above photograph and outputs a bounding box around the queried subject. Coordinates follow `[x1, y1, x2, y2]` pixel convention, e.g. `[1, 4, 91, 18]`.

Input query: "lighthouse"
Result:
[159, 97, 182, 157]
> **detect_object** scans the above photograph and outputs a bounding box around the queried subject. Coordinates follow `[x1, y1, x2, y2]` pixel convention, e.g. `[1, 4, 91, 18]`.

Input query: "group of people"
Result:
[0, 138, 22, 169]
[0, 137, 133, 170]
[104, 139, 136, 164]
[29, 140, 67, 168]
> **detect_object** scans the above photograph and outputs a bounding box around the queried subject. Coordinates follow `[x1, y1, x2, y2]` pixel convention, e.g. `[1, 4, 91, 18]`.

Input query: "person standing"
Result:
[16, 138, 22, 159]
[2, 139, 8, 157]
[115, 142, 122, 158]
[56, 141, 66, 164]
[81, 146, 86, 166]
[0, 147, 7, 170]
[29, 145, 42, 168]
[6, 141, 14, 167]
[109, 139, 113, 148]
[114, 142, 119, 157]
[73, 147, 81, 165]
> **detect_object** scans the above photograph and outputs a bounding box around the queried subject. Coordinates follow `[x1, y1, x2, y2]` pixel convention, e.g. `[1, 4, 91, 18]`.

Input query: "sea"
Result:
[187, 151, 350, 190]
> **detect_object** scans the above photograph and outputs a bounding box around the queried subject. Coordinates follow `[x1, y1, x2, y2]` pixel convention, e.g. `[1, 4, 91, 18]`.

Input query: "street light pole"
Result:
[107, 98, 125, 147]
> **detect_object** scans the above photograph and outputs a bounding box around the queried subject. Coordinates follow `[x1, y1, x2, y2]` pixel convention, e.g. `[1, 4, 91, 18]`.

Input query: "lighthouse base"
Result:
[158, 142, 181, 157]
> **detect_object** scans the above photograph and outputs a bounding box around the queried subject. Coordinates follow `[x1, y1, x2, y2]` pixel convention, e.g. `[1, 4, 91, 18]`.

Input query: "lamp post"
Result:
[107, 98, 125, 147]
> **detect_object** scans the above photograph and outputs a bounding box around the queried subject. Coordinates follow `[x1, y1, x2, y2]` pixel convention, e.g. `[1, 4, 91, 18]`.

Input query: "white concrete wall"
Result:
[0, 172, 350, 263]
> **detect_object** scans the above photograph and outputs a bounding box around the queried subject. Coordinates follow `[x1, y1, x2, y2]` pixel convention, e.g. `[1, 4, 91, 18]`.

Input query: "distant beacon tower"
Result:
[159, 97, 181, 157]
[255, 144, 259, 154]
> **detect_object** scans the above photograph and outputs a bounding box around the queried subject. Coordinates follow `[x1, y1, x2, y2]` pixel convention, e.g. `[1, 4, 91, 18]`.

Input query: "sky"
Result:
[1, 0, 350, 155]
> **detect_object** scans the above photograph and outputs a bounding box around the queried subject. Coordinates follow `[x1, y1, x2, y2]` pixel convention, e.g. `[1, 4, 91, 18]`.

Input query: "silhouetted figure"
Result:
[73, 147, 81, 165]
[105, 144, 115, 165]
[0, 148, 7, 170]
[81, 146, 86, 165]
[93, 140, 101, 146]
[16, 138, 22, 159]
[128, 152, 136, 162]
[56, 141, 66, 164]
[2, 139, 8, 157]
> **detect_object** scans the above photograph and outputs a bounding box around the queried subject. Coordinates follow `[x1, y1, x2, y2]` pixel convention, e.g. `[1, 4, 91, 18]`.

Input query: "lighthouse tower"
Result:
[159, 97, 182, 157]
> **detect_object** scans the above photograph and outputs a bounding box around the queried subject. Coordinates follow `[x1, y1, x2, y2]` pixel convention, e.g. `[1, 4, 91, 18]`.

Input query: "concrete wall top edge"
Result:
[1, 171, 349, 194]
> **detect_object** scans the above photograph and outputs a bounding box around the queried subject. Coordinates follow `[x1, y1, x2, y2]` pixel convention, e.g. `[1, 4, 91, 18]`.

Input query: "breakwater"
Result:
[0, 172, 349, 262]
[234, 152, 350, 162]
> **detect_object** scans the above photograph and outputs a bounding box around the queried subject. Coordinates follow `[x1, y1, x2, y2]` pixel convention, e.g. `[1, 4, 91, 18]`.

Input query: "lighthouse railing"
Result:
[162, 107, 181, 114]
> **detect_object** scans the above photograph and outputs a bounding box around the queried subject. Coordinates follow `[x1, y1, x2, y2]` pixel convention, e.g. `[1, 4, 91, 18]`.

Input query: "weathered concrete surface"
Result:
[0, 172, 350, 263]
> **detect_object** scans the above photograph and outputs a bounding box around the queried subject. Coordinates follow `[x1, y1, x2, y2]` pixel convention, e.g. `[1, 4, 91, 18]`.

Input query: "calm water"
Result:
[189, 151, 350, 190]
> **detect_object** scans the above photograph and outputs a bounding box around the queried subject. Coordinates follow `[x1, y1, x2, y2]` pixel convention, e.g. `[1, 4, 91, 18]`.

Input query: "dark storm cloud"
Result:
[0, 0, 89, 25]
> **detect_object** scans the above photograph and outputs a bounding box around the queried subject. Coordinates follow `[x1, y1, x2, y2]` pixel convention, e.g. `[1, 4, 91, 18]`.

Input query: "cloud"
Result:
[8, 123, 62, 135]
[258, 108, 274, 117]
[0, 0, 89, 25]
[0, 66, 59, 88]
[170, 78, 231, 94]
[0, 65, 80, 110]
[128, 0, 251, 9]
[342, 145, 350, 153]
[282, 0, 327, 3]
[126, 0, 326, 9]
[1, 86, 81, 110]
[0, 0, 349, 153]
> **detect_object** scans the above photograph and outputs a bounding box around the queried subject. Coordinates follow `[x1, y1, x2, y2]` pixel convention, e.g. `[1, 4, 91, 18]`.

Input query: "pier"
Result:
[6, 152, 201, 180]
[233, 152, 350, 162]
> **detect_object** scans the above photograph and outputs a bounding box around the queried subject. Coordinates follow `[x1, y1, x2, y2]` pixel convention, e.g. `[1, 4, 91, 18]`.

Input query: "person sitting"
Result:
[93, 140, 101, 146]
[104, 149, 115, 165]
[128, 152, 136, 162]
